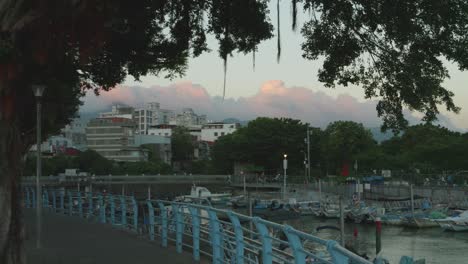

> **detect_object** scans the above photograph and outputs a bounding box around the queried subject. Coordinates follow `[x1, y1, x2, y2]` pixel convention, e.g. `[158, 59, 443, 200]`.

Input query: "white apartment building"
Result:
[99, 105, 134, 119]
[172, 108, 206, 127]
[133, 107, 154, 134]
[201, 123, 239, 142]
[148, 124, 203, 140]
[148, 124, 175, 137]
[134, 102, 176, 134]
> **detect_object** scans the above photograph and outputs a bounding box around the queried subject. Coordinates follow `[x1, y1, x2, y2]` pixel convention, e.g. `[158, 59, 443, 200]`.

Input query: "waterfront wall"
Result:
[289, 182, 468, 208]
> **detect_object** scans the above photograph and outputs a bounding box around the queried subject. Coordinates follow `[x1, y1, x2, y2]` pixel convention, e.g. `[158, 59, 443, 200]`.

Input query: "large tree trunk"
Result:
[0, 97, 26, 263]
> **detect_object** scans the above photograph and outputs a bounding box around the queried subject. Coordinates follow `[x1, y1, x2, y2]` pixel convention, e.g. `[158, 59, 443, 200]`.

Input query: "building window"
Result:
[221, 132, 225, 136]
[164, 133, 168, 136]
[214, 132, 218, 137]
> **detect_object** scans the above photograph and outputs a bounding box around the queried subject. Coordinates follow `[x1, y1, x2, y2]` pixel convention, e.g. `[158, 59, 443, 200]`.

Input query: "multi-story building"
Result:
[133, 107, 154, 135]
[148, 124, 175, 137]
[86, 117, 148, 162]
[201, 123, 239, 142]
[99, 105, 134, 119]
[133, 102, 176, 134]
[61, 118, 87, 150]
[172, 108, 207, 127]
[158, 108, 175, 125]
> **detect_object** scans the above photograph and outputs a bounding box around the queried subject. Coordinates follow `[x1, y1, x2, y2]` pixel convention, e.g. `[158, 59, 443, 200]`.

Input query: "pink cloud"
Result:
[81, 80, 458, 129]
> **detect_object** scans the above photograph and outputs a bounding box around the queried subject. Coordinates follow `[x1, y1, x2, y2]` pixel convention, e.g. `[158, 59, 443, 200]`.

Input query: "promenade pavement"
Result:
[24, 209, 203, 264]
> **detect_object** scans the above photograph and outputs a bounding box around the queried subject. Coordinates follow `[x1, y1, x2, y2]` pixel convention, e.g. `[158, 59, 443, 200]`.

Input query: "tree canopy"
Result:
[212, 117, 310, 174]
[299, 0, 467, 131]
[213, 119, 468, 181]
[171, 126, 195, 163]
[1, 0, 466, 143]
[2, 1, 468, 262]
[320, 121, 375, 175]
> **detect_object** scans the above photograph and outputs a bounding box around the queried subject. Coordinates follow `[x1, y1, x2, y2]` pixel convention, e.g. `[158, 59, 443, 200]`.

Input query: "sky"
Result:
[81, 1, 468, 131]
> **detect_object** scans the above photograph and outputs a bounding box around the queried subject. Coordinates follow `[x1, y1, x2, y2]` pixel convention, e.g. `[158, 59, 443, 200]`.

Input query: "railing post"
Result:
[109, 194, 115, 225]
[326, 241, 349, 264]
[25, 188, 31, 208]
[283, 225, 306, 264]
[67, 191, 73, 215]
[31, 188, 36, 208]
[252, 217, 273, 264]
[157, 201, 168, 247]
[51, 189, 56, 212]
[207, 209, 223, 264]
[43, 189, 49, 208]
[98, 193, 106, 223]
[77, 191, 83, 218]
[59, 189, 64, 213]
[87, 192, 93, 218]
[227, 212, 244, 264]
[172, 204, 183, 254]
[189, 207, 201, 262]
[132, 197, 138, 232]
[120, 196, 127, 228]
[147, 201, 155, 241]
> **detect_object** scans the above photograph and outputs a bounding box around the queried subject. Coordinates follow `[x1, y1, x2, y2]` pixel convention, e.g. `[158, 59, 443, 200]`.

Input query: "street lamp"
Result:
[283, 154, 288, 200]
[32, 84, 45, 249]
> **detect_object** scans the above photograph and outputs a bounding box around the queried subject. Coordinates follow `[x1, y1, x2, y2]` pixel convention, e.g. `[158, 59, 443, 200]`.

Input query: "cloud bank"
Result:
[81, 80, 459, 129]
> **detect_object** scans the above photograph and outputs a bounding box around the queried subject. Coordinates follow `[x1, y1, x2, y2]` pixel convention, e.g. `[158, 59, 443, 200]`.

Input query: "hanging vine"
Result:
[277, 0, 281, 62]
[292, 0, 298, 31]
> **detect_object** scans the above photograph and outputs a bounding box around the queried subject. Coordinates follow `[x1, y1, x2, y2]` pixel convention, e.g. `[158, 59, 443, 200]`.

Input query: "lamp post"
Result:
[306, 127, 311, 182]
[283, 154, 288, 200]
[32, 84, 45, 249]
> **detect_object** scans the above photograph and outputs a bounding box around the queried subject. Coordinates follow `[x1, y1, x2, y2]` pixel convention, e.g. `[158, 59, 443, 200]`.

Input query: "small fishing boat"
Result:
[175, 186, 231, 205]
[296, 201, 321, 216]
[228, 195, 247, 208]
[403, 215, 439, 228]
[252, 200, 301, 221]
[320, 203, 345, 218]
[402, 210, 448, 228]
[435, 210, 468, 231]
[381, 213, 404, 226]
[346, 206, 380, 224]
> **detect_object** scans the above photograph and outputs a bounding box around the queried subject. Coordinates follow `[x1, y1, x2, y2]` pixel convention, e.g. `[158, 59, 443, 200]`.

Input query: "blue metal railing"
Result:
[147, 200, 374, 264]
[22, 188, 374, 264]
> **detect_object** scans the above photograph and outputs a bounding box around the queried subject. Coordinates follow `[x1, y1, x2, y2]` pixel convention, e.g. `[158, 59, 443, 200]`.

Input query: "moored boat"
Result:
[296, 200, 321, 216]
[252, 200, 301, 220]
[435, 210, 468, 231]
[175, 185, 231, 205]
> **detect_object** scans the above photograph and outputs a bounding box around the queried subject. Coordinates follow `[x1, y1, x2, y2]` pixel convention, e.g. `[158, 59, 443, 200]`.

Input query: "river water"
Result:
[228, 189, 467, 264]
[282, 216, 468, 264]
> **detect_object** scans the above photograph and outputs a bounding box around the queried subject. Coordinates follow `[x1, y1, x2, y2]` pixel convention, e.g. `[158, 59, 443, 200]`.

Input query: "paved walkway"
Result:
[24, 210, 202, 264]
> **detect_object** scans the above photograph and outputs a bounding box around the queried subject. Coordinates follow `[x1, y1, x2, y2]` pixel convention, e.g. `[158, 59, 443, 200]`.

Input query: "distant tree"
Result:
[171, 127, 194, 164]
[321, 121, 375, 175]
[77, 150, 113, 175]
[212, 117, 309, 174]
